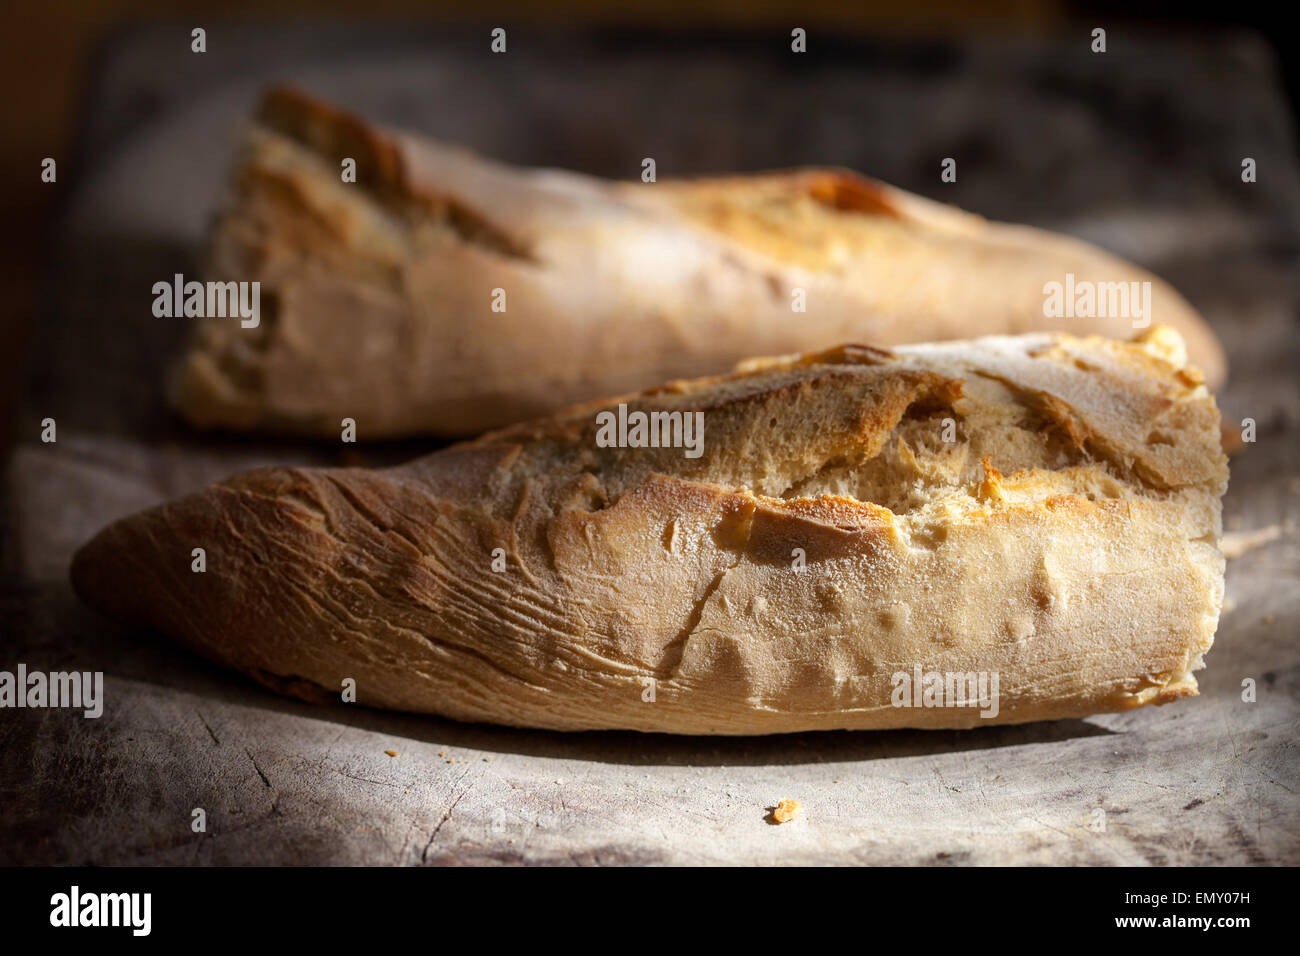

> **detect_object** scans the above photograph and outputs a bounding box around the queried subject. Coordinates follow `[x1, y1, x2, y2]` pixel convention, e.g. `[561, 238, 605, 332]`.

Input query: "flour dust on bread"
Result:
[75, 327, 1227, 734]
[170, 86, 1226, 438]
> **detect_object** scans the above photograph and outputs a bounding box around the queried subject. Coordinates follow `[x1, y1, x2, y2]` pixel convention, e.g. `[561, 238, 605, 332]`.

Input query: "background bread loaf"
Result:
[169, 87, 1227, 438]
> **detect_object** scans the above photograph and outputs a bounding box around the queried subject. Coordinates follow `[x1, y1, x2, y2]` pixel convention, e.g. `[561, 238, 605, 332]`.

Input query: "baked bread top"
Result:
[76, 326, 1227, 733]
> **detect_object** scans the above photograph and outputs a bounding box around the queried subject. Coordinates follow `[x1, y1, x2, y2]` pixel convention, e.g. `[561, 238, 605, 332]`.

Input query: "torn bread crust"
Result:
[169, 86, 1226, 439]
[77, 328, 1227, 734]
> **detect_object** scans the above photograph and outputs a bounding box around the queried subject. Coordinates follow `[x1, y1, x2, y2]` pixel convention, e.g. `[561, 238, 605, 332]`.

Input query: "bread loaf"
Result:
[74, 327, 1227, 733]
[170, 87, 1226, 438]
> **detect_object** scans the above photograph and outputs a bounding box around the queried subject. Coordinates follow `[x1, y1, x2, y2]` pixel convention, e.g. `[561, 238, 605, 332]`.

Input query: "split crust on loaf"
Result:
[74, 327, 1228, 734]
[169, 86, 1227, 438]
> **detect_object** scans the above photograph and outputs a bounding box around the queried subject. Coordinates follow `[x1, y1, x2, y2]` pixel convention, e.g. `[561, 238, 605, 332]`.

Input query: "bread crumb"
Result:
[771, 799, 802, 824]
[384, 750, 399, 757]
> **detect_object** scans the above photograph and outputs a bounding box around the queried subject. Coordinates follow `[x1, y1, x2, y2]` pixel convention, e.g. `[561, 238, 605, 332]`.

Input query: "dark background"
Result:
[2, 0, 1299, 454]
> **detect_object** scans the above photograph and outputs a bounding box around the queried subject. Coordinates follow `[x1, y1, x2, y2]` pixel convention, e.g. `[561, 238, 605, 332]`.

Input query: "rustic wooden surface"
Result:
[2, 24, 1298, 865]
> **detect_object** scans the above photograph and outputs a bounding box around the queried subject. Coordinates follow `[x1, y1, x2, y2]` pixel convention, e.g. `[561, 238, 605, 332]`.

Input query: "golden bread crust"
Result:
[77, 327, 1227, 733]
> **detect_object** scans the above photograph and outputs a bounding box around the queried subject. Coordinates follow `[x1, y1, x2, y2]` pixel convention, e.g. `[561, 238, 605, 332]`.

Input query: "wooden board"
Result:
[2, 23, 1298, 865]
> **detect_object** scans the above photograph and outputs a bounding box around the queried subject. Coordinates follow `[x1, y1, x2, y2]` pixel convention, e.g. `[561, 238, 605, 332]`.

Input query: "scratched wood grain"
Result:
[1, 23, 1297, 865]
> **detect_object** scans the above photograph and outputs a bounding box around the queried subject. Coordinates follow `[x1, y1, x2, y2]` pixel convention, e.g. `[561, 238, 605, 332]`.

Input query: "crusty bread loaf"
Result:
[75, 326, 1227, 733]
[170, 86, 1226, 438]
